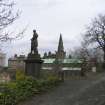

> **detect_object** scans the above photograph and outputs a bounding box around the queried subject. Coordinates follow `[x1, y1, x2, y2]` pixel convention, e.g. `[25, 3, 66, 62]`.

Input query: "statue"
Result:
[31, 30, 38, 54]
[25, 29, 43, 78]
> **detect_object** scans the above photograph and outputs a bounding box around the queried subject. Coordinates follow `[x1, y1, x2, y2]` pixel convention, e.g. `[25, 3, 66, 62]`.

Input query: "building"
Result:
[0, 52, 6, 67]
[8, 54, 26, 70]
[56, 34, 66, 59]
[43, 34, 66, 59]
[8, 34, 83, 77]
[42, 34, 83, 77]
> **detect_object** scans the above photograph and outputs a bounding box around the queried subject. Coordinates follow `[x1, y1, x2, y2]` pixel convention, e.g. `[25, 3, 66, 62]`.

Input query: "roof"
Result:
[42, 58, 83, 64]
[63, 59, 83, 63]
[42, 59, 55, 64]
[8, 55, 26, 61]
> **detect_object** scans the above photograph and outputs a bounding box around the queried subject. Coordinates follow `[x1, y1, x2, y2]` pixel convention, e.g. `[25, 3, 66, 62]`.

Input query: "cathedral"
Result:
[56, 34, 66, 59]
[42, 34, 82, 77]
[43, 34, 66, 59]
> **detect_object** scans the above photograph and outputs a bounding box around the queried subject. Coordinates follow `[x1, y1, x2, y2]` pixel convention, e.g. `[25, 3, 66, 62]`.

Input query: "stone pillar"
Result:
[25, 56, 43, 78]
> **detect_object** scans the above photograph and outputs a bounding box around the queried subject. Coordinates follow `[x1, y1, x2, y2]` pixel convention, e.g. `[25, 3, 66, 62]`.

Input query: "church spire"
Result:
[58, 33, 64, 53]
[56, 34, 65, 59]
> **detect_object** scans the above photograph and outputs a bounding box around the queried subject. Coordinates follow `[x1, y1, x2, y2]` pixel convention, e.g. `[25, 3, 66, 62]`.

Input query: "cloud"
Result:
[5, 0, 105, 60]
[19, 0, 64, 9]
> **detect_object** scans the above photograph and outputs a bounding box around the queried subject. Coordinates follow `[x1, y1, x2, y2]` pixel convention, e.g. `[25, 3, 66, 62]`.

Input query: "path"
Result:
[19, 73, 105, 105]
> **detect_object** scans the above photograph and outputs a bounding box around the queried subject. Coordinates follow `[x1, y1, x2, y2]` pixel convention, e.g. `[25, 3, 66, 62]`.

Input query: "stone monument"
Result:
[25, 30, 43, 78]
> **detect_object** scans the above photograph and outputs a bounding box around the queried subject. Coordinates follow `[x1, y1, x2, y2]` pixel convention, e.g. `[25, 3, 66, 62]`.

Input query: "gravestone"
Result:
[25, 30, 43, 78]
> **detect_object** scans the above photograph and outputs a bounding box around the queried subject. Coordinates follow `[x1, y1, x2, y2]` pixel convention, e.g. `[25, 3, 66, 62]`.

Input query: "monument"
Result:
[25, 30, 43, 78]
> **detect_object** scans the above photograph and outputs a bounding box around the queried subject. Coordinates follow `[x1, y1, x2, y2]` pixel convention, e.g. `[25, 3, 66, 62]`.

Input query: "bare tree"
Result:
[72, 43, 90, 60]
[84, 14, 105, 67]
[0, 0, 25, 42]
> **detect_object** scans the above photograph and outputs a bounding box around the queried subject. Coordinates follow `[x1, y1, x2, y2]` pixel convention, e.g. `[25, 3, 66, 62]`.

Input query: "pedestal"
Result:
[24, 54, 43, 78]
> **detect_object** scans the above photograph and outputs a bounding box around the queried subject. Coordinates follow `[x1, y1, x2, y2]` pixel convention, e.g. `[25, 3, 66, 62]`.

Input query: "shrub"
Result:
[0, 75, 61, 105]
[0, 84, 16, 105]
[16, 69, 25, 80]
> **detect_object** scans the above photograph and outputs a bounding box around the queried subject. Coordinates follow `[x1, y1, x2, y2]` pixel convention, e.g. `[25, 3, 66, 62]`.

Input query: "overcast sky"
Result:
[2, 0, 105, 60]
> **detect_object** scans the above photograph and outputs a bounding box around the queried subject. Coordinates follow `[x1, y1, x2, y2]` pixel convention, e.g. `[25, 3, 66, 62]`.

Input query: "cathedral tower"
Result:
[56, 34, 65, 59]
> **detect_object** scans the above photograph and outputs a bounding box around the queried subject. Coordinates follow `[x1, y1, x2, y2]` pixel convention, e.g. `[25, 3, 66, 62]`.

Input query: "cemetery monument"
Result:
[25, 30, 43, 78]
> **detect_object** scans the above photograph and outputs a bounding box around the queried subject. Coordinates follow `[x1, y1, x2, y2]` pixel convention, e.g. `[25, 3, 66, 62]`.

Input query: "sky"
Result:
[2, 0, 105, 62]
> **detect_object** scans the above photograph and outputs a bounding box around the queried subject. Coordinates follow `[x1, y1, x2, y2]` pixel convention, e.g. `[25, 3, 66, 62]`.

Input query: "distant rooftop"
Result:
[9, 54, 26, 61]
[42, 58, 83, 64]
[42, 59, 55, 64]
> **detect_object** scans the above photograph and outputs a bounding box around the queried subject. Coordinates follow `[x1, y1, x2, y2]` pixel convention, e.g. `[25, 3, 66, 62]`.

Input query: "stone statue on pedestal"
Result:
[25, 29, 43, 78]
[28, 30, 40, 59]
[31, 30, 38, 54]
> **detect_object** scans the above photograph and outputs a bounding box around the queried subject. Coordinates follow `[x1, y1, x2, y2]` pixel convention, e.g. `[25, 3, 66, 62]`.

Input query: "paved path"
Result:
[19, 73, 105, 105]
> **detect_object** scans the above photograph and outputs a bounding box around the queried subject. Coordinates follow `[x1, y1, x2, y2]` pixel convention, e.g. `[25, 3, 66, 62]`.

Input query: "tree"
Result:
[0, 0, 24, 42]
[84, 14, 105, 67]
[72, 43, 90, 60]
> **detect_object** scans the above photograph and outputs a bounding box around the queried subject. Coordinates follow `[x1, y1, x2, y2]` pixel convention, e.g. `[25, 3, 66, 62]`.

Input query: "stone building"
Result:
[8, 54, 26, 70]
[42, 34, 83, 77]
[56, 34, 66, 59]
[0, 52, 6, 67]
[43, 51, 56, 59]
[8, 34, 83, 77]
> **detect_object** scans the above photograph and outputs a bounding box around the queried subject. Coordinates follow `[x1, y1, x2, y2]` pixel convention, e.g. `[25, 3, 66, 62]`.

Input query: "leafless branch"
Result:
[0, 0, 24, 43]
